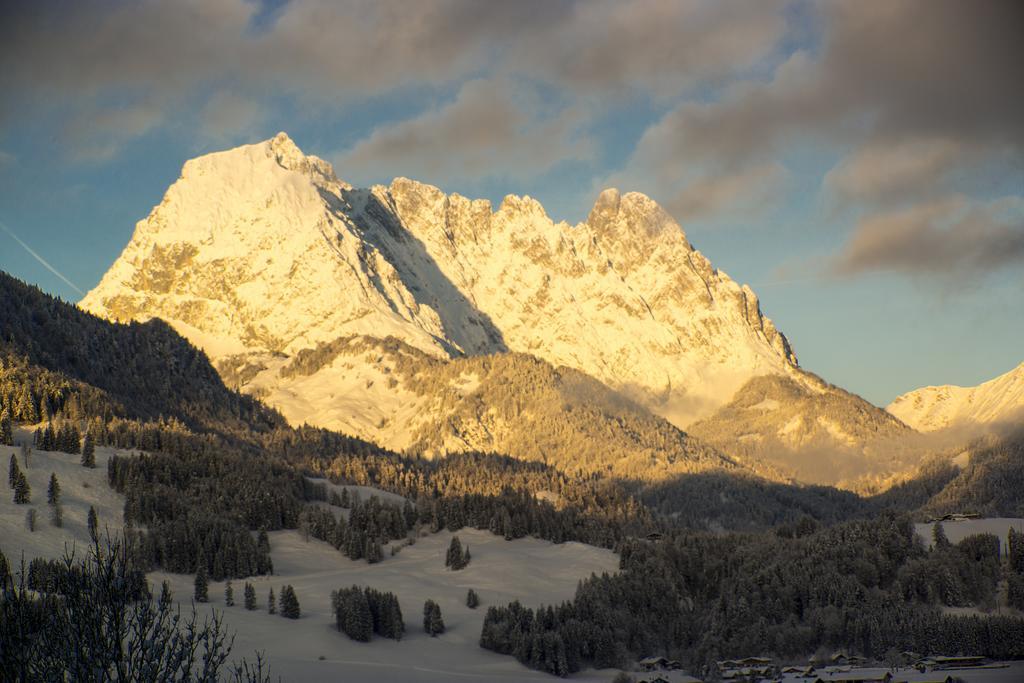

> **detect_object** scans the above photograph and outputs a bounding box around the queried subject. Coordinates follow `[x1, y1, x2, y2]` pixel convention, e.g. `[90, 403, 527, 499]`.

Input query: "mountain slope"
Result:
[81, 133, 798, 432]
[0, 271, 281, 434]
[915, 429, 1024, 517]
[689, 373, 914, 487]
[259, 334, 739, 480]
[888, 362, 1024, 432]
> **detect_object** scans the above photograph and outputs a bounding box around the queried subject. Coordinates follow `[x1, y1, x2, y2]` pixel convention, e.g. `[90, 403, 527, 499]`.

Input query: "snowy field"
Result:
[155, 527, 622, 682]
[1, 442, 623, 681]
[7, 442, 1021, 682]
[914, 518, 1024, 553]
[0, 441, 126, 565]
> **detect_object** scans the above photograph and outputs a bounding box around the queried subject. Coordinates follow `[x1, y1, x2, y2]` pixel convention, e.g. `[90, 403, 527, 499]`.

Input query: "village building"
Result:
[639, 655, 683, 671]
[816, 669, 892, 683]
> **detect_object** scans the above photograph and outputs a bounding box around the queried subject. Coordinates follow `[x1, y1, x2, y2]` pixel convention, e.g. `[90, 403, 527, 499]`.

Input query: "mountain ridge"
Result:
[81, 132, 799, 431]
[888, 362, 1024, 432]
[79, 133, 916, 485]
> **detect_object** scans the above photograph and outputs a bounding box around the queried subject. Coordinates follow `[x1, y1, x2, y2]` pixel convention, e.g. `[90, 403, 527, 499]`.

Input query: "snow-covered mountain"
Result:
[888, 362, 1024, 432]
[689, 374, 914, 487]
[81, 133, 799, 440]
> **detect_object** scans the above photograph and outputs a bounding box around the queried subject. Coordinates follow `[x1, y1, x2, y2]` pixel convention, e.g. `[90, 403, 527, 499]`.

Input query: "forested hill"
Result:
[0, 270, 283, 435]
[918, 430, 1024, 517]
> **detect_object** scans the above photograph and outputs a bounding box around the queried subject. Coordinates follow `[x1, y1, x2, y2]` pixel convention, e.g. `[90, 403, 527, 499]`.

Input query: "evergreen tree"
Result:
[1008, 573, 1024, 611]
[41, 422, 54, 451]
[47, 472, 60, 505]
[332, 586, 373, 641]
[0, 408, 12, 446]
[14, 470, 31, 504]
[194, 561, 209, 603]
[1009, 527, 1024, 574]
[445, 536, 469, 570]
[87, 505, 98, 541]
[244, 582, 257, 610]
[25, 507, 36, 531]
[268, 588, 276, 614]
[387, 593, 405, 640]
[0, 546, 12, 591]
[17, 385, 38, 423]
[50, 501, 63, 528]
[366, 537, 383, 564]
[423, 599, 445, 636]
[279, 585, 300, 619]
[159, 580, 173, 609]
[225, 580, 234, 607]
[466, 588, 480, 609]
[9, 453, 19, 489]
[932, 522, 950, 548]
[81, 432, 96, 468]
[256, 529, 273, 575]
[66, 424, 81, 454]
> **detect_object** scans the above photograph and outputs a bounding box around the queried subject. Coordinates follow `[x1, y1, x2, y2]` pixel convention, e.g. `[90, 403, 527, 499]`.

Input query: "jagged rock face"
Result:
[888, 362, 1024, 432]
[82, 133, 799, 438]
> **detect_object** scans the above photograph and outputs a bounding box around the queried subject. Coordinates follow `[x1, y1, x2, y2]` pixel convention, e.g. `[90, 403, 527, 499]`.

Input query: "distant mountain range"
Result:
[888, 362, 1024, 433]
[76, 133, 1021, 485]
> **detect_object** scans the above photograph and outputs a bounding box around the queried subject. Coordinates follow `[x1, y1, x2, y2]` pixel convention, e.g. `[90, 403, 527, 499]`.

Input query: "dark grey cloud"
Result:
[629, 0, 1024, 172]
[504, 0, 787, 95]
[823, 138, 969, 207]
[335, 79, 593, 185]
[666, 163, 788, 222]
[832, 195, 1024, 277]
[609, 0, 1024, 283]
[0, 0, 786, 162]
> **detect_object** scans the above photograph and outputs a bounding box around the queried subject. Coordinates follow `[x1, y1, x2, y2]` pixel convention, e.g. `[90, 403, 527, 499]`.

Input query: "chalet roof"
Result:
[894, 676, 952, 683]
[818, 670, 892, 683]
[929, 656, 984, 663]
[719, 657, 773, 666]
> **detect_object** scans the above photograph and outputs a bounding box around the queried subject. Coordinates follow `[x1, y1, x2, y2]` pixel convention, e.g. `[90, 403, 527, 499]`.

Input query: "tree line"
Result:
[480, 513, 1024, 677]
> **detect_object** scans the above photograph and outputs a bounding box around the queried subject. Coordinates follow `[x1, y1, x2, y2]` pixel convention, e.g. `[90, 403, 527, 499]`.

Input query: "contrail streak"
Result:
[0, 219, 86, 297]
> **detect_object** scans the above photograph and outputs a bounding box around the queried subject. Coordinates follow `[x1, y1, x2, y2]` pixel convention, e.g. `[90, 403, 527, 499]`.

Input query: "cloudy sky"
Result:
[1, 0, 1021, 406]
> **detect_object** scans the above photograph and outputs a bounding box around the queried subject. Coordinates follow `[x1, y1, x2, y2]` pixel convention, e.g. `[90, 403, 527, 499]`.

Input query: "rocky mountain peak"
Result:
[588, 188, 687, 242]
[82, 134, 801, 436]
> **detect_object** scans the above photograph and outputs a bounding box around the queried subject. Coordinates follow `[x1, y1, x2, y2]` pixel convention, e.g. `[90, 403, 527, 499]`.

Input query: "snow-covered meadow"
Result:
[0, 440, 125, 564]
[156, 527, 620, 682]
[1, 441, 622, 682]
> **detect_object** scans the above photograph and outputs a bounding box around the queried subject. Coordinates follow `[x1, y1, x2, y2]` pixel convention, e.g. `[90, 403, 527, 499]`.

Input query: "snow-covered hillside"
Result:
[0, 436, 126, 564]
[888, 362, 1024, 432]
[262, 335, 735, 479]
[153, 527, 620, 683]
[81, 133, 798, 435]
[1, 437, 623, 682]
